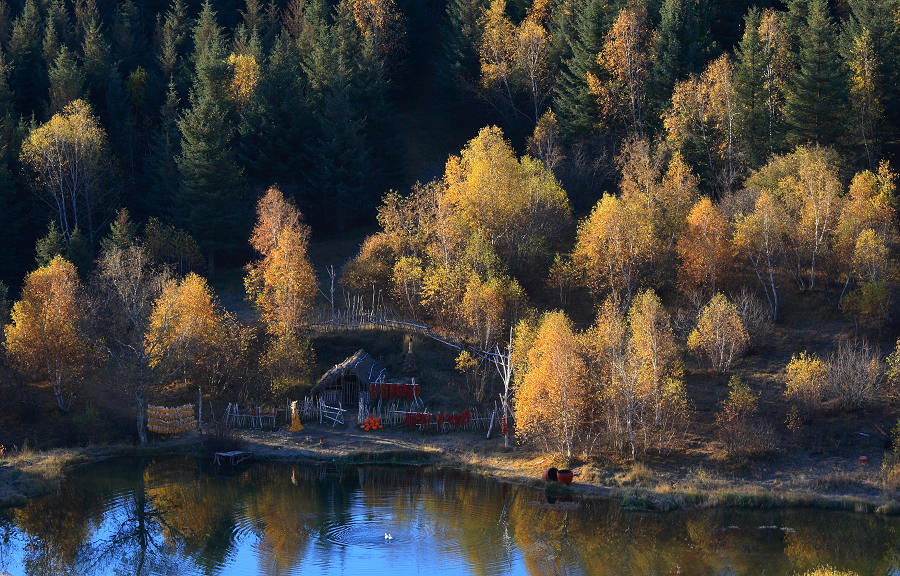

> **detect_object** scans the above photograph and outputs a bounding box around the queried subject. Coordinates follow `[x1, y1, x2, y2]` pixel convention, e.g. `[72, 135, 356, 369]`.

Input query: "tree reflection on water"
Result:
[1, 458, 898, 576]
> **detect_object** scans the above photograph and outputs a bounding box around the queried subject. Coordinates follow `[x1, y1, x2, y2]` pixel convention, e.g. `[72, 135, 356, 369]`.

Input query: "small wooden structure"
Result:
[214, 451, 252, 466]
[312, 349, 386, 407]
[147, 404, 197, 435]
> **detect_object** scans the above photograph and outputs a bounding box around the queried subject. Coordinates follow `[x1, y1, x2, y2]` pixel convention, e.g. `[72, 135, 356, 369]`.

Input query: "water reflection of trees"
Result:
[6, 460, 900, 576]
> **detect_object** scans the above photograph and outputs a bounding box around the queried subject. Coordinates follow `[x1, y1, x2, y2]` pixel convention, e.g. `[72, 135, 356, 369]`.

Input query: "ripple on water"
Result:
[321, 515, 435, 549]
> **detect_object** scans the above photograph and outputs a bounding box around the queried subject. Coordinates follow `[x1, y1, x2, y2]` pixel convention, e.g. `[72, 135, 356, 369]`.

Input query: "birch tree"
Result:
[4, 256, 92, 412]
[588, 2, 651, 136]
[513, 311, 592, 460]
[574, 192, 652, 308]
[733, 190, 786, 320]
[19, 99, 111, 247]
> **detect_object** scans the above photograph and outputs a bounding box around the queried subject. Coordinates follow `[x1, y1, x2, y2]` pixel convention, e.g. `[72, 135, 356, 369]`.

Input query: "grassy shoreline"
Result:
[2, 427, 897, 515]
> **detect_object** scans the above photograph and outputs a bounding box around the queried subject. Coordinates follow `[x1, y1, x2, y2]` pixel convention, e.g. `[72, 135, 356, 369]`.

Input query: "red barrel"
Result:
[557, 469, 574, 485]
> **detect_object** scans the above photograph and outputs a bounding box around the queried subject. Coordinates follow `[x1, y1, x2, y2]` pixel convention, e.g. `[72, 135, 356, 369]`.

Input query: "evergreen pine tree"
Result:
[176, 0, 245, 270]
[236, 32, 311, 185]
[155, 0, 193, 100]
[0, 48, 24, 286]
[734, 8, 768, 167]
[100, 207, 137, 253]
[143, 81, 181, 220]
[648, 0, 713, 122]
[440, 0, 488, 96]
[0, 1, 11, 48]
[8, 0, 47, 116]
[553, 0, 620, 141]
[80, 16, 113, 111]
[783, 0, 847, 146]
[302, 3, 372, 228]
[66, 225, 92, 273]
[42, 16, 61, 65]
[112, 0, 143, 75]
[35, 221, 67, 267]
[48, 45, 86, 112]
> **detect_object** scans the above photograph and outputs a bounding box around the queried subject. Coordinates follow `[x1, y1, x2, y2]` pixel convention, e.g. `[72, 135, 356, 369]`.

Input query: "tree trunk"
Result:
[136, 392, 147, 444]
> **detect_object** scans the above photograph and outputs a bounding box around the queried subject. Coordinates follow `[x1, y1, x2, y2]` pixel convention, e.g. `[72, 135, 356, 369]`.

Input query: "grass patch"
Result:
[615, 462, 656, 488]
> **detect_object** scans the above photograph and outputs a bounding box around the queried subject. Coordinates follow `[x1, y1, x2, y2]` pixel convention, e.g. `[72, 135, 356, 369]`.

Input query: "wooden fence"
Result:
[356, 401, 494, 433]
[310, 300, 502, 362]
[223, 404, 277, 429]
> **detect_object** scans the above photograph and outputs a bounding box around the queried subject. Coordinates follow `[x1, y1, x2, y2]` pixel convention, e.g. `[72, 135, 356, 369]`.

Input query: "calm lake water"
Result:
[0, 458, 898, 575]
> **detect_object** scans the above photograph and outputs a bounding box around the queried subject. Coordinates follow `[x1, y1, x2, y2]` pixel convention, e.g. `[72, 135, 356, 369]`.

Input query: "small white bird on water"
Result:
[384, 533, 393, 540]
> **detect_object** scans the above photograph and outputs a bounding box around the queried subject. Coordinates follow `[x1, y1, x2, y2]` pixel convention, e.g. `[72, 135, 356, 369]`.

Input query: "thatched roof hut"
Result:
[311, 349, 386, 407]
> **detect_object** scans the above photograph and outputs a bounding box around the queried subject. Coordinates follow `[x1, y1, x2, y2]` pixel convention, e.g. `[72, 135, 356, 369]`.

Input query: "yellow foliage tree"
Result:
[227, 52, 259, 107]
[573, 192, 652, 308]
[246, 187, 317, 338]
[245, 187, 318, 394]
[784, 351, 828, 410]
[664, 55, 741, 193]
[19, 99, 110, 246]
[627, 290, 686, 454]
[4, 256, 92, 411]
[676, 197, 732, 296]
[146, 273, 222, 370]
[687, 293, 749, 372]
[733, 190, 787, 320]
[350, 0, 405, 60]
[583, 291, 687, 459]
[848, 30, 882, 167]
[513, 311, 593, 460]
[588, 2, 651, 136]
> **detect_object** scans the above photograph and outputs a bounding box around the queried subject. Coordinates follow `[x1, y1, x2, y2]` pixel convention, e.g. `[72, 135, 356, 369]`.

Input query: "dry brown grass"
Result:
[614, 462, 657, 487]
[883, 458, 900, 491]
[795, 567, 859, 576]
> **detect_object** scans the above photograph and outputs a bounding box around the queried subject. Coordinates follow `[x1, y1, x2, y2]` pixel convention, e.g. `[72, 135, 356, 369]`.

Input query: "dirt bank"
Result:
[232, 424, 899, 514]
[3, 425, 897, 514]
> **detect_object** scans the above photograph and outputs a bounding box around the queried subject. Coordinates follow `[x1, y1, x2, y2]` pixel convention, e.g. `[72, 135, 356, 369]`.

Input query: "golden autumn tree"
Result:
[758, 9, 790, 154]
[687, 293, 749, 372]
[835, 162, 898, 328]
[676, 196, 732, 296]
[627, 289, 686, 454]
[345, 126, 568, 346]
[245, 186, 318, 394]
[615, 138, 698, 264]
[478, 0, 517, 112]
[588, 1, 651, 136]
[845, 228, 896, 330]
[350, 0, 405, 60]
[528, 109, 563, 172]
[445, 127, 571, 265]
[584, 291, 686, 459]
[146, 273, 222, 371]
[664, 54, 741, 193]
[784, 351, 828, 412]
[847, 30, 882, 167]
[19, 99, 111, 247]
[573, 192, 652, 308]
[4, 256, 92, 411]
[733, 190, 786, 320]
[745, 147, 842, 291]
[515, 14, 551, 121]
[227, 52, 259, 107]
[513, 310, 593, 459]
